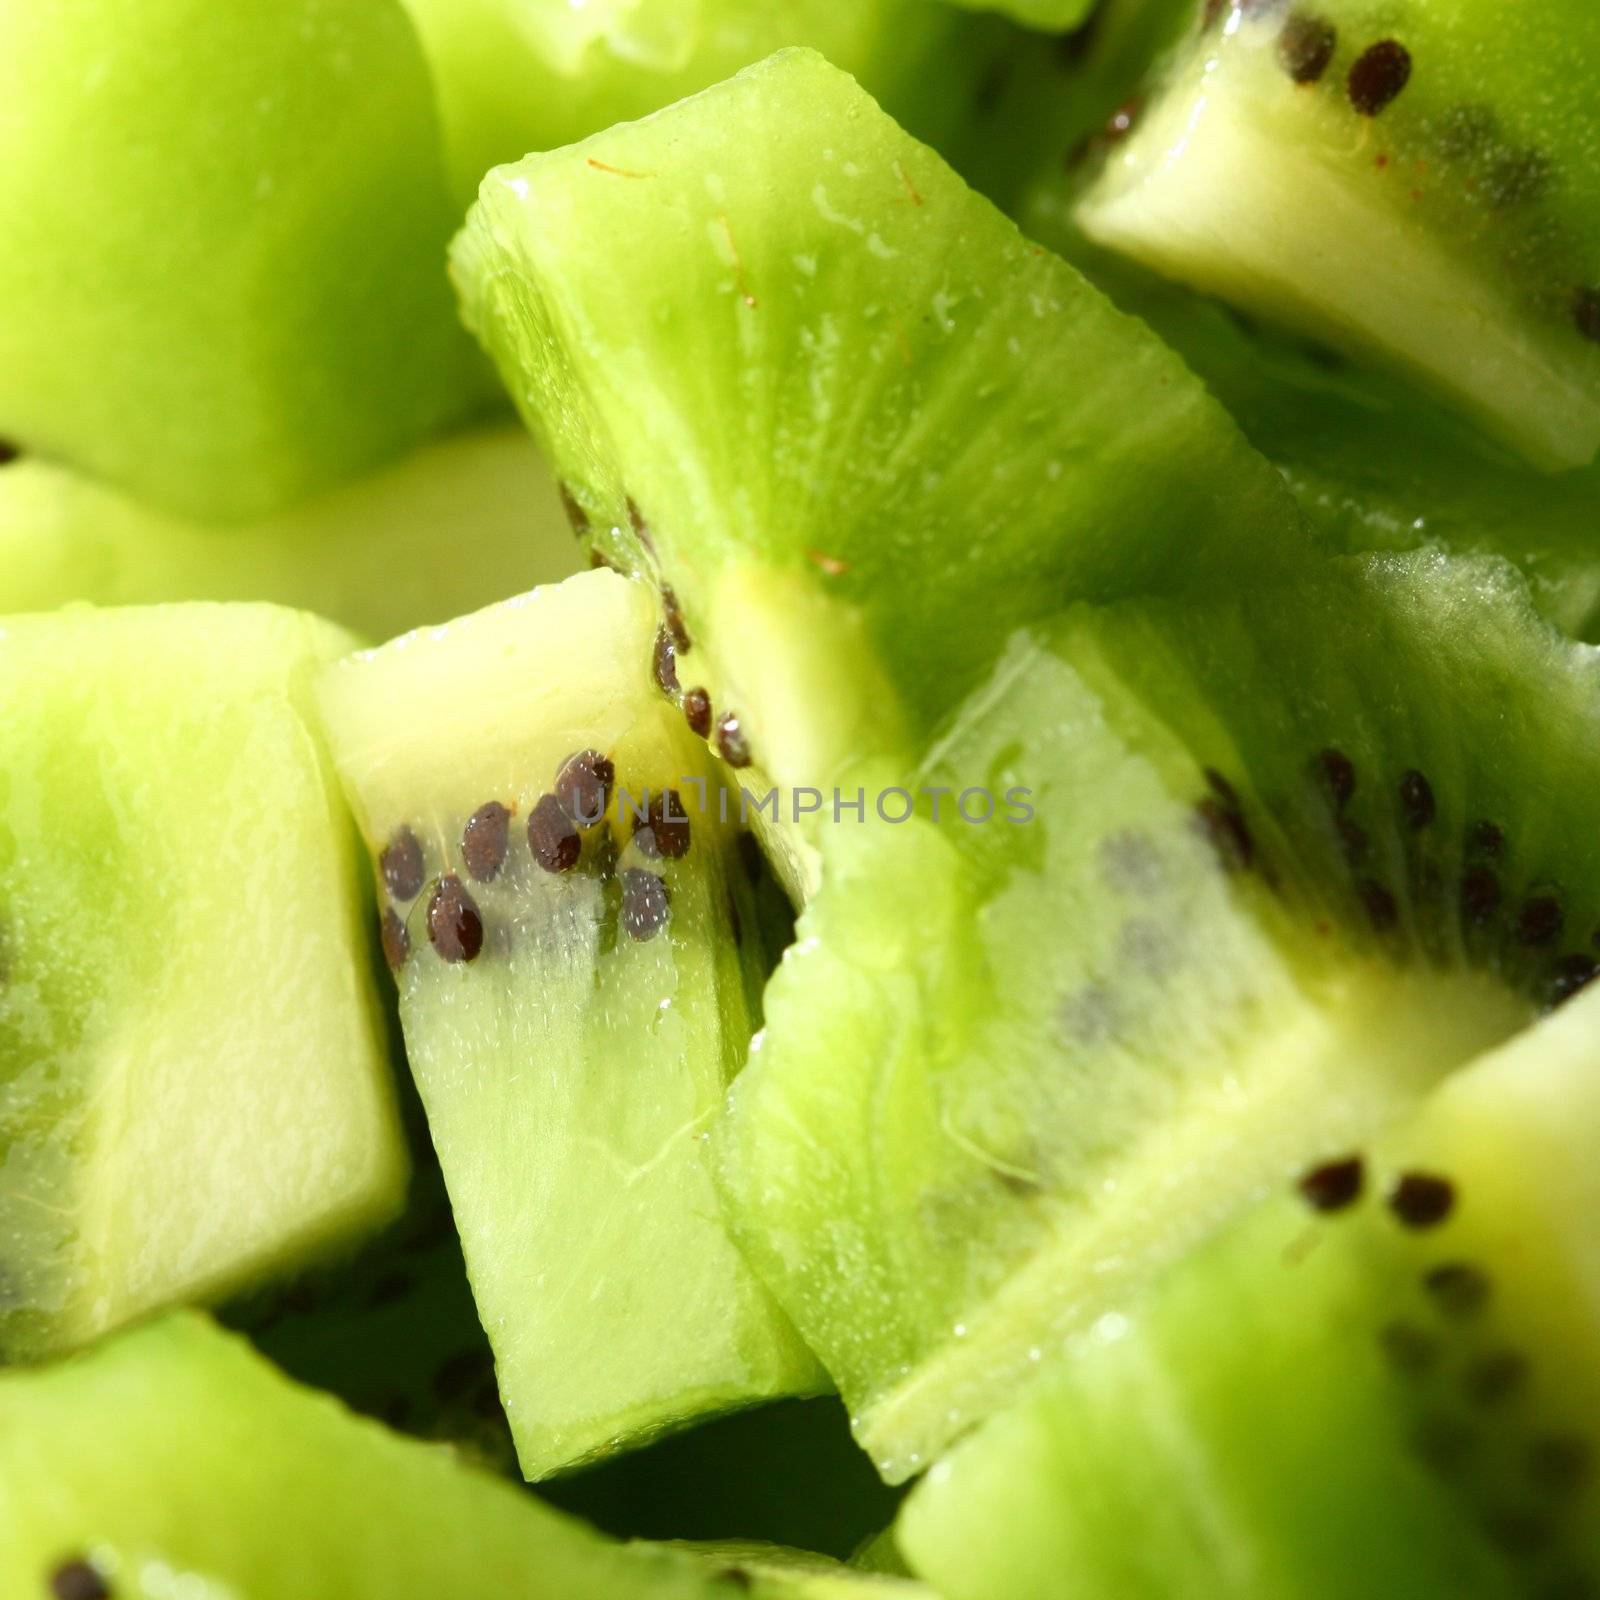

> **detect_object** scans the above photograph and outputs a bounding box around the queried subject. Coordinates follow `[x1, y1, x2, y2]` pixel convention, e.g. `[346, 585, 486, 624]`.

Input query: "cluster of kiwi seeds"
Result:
[1295, 1151, 1595, 1593]
[1192, 748, 1600, 1014]
[562, 484, 758, 775]
[375, 745, 684, 971]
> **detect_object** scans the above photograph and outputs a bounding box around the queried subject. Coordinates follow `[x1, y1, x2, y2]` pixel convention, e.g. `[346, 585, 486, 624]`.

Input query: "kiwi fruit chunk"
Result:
[657, 1541, 934, 1596]
[452, 47, 1307, 892]
[0, 1313, 741, 1599]
[899, 986, 1600, 1599]
[1074, 0, 1600, 470]
[0, 0, 486, 520]
[316, 568, 821, 1480]
[0, 603, 407, 1360]
[719, 549, 1600, 1481]
[0, 426, 582, 640]
[400, 0, 1006, 208]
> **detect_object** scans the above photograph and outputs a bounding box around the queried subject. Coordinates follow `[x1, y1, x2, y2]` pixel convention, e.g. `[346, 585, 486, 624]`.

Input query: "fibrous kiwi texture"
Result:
[400, 0, 1006, 209]
[0, 426, 582, 641]
[0, 0, 485, 519]
[0, 604, 406, 1360]
[899, 983, 1600, 1600]
[316, 569, 820, 1480]
[0, 1314, 745, 1600]
[719, 550, 1600, 1480]
[1075, 0, 1600, 469]
[452, 47, 1308, 894]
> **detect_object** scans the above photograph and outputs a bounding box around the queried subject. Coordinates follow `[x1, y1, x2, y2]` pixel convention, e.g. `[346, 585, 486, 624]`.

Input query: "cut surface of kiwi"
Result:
[719, 550, 1600, 1480]
[899, 982, 1600, 1599]
[0, 603, 407, 1360]
[0, 1313, 740, 1600]
[0, 0, 486, 519]
[453, 47, 1307, 892]
[1075, 0, 1600, 469]
[0, 427, 583, 640]
[316, 569, 821, 1480]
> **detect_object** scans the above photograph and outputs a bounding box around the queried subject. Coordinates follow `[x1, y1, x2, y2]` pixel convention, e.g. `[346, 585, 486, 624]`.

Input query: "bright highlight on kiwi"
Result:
[5, 2, 1600, 1596]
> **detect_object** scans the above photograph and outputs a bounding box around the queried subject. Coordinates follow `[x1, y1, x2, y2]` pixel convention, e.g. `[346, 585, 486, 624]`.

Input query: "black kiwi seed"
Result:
[49, 1560, 111, 1600]
[1463, 1348, 1529, 1406]
[527, 794, 582, 875]
[1347, 40, 1412, 117]
[0, 440, 17, 467]
[558, 481, 587, 534]
[1204, 768, 1241, 808]
[1379, 1320, 1440, 1376]
[660, 585, 691, 653]
[1422, 1262, 1491, 1318]
[461, 801, 511, 883]
[1388, 1172, 1455, 1228]
[1195, 797, 1254, 873]
[1481, 1507, 1548, 1556]
[1576, 289, 1600, 345]
[1517, 894, 1565, 947]
[1297, 1154, 1364, 1212]
[1316, 747, 1356, 808]
[380, 907, 411, 972]
[683, 687, 713, 738]
[1546, 954, 1600, 1009]
[715, 712, 753, 770]
[1529, 1435, 1593, 1496]
[1399, 769, 1435, 829]
[380, 826, 425, 902]
[1277, 14, 1337, 85]
[1358, 879, 1398, 932]
[652, 627, 679, 696]
[621, 868, 671, 942]
[634, 790, 692, 861]
[427, 875, 484, 963]
[1460, 866, 1502, 925]
[1469, 819, 1505, 859]
[554, 749, 615, 827]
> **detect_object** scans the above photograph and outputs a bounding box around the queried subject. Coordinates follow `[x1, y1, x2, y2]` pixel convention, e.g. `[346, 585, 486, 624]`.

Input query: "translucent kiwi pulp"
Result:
[1075, 0, 1600, 469]
[899, 987, 1600, 1600]
[0, 0, 485, 519]
[718, 551, 1600, 1480]
[0, 427, 583, 640]
[0, 1315, 742, 1600]
[452, 48, 1307, 891]
[316, 570, 820, 1481]
[401, 0, 1005, 208]
[0, 603, 406, 1361]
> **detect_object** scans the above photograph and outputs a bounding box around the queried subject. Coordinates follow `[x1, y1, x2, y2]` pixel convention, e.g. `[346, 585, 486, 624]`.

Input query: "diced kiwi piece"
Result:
[719, 550, 1600, 1480]
[0, 604, 406, 1360]
[316, 569, 821, 1480]
[0, 1313, 738, 1599]
[402, 0, 1004, 208]
[1075, 0, 1600, 469]
[453, 48, 1307, 890]
[0, 427, 581, 639]
[0, 0, 486, 520]
[660, 1541, 934, 1596]
[899, 987, 1600, 1599]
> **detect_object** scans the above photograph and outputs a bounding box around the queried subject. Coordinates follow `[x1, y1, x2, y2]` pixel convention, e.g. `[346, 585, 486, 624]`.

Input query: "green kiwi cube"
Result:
[0, 427, 583, 640]
[719, 551, 1600, 1478]
[452, 47, 1307, 891]
[0, 1313, 735, 1599]
[0, 603, 407, 1359]
[0, 0, 485, 520]
[316, 569, 821, 1480]
[899, 984, 1600, 1599]
[1075, 0, 1600, 469]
